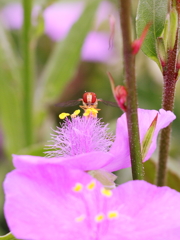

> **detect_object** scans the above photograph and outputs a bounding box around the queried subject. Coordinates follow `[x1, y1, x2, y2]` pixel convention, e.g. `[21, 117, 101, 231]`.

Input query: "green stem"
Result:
[119, 0, 143, 180]
[22, 0, 34, 146]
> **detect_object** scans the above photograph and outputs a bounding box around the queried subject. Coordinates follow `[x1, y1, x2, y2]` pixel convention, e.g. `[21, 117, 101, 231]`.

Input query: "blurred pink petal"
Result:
[4, 164, 180, 239]
[81, 31, 114, 62]
[1, 3, 23, 29]
[43, 2, 84, 41]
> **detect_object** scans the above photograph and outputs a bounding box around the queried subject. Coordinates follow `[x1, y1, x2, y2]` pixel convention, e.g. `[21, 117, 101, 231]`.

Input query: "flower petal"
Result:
[43, 2, 84, 41]
[81, 31, 115, 63]
[106, 109, 176, 171]
[13, 151, 114, 172]
[4, 164, 180, 239]
[1, 3, 23, 29]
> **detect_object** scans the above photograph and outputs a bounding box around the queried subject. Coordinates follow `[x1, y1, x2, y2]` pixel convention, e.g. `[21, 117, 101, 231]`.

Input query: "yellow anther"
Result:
[107, 211, 119, 219]
[101, 188, 112, 197]
[71, 109, 81, 118]
[87, 180, 96, 191]
[95, 213, 105, 222]
[59, 112, 70, 119]
[75, 214, 85, 222]
[72, 183, 83, 192]
[74, 109, 81, 115]
[83, 108, 99, 117]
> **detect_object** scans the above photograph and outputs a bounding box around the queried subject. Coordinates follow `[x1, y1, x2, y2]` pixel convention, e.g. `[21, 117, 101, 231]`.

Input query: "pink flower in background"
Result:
[43, 2, 84, 41]
[81, 31, 115, 62]
[0, 3, 23, 29]
[4, 163, 180, 240]
[12, 109, 175, 173]
[0, 1, 115, 63]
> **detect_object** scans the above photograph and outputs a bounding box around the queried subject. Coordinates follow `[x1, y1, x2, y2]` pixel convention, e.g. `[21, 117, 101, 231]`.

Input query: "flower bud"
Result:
[167, 8, 178, 50]
[157, 37, 167, 67]
[107, 72, 127, 112]
[176, 51, 180, 70]
[162, 15, 169, 51]
[114, 86, 127, 112]
[132, 23, 151, 55]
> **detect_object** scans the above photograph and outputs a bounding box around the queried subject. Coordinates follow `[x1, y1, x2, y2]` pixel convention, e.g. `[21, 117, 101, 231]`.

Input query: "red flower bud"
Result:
[107, 72, 127, 112]
[132, 22, 151, 55]
[114, 85, 127, 112]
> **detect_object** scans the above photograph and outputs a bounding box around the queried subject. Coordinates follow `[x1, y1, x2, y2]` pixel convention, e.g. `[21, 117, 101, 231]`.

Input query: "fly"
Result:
[56, 92, 118, 110]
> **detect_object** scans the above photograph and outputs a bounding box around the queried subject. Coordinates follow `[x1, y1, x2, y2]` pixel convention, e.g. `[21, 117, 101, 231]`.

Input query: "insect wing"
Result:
[99, 99, 119, 107]
[55, 99, 81, 107]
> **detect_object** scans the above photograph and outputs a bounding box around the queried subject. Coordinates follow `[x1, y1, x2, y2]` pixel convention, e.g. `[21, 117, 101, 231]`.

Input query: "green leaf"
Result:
[0, 25, 25, 155]
[0, 233, 19, 240]
[136, 0, 168, 63]
[36, 0, 101, 105]
[141, 114, 158, 160]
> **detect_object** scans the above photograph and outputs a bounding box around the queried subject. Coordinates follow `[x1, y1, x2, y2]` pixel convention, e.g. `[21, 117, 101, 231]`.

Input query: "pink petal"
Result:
[105, 109, 176, 171]
[43, 2, 84, 41]
[4, 164, 180, 239]
[111, 180, 180, 239]
[81, 31, 115, 62]
[1, 3, 23, 29]
[13, 152, 114, 172]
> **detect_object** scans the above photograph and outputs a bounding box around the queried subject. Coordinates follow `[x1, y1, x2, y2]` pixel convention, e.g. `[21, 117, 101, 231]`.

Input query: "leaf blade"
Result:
[136, 0, 168, 62]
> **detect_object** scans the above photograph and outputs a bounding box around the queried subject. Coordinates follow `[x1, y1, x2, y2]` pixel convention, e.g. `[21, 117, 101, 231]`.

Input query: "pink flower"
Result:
[0, 3, 23, 29]
[4, 163, 180, 239]
[81, 31, 115, 62]
[46, 116, 114, 157]
[13, 109, 175, 173]
[0, 2, 115, 63]
[43, 2, 84, 41]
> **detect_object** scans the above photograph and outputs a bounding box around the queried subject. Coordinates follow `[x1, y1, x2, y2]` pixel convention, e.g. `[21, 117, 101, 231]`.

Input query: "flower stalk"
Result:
[119, 0, 143, 180]
[22, 0, 34, 146]
[156, 1, 179, 186]
[156, 45, 178, 186]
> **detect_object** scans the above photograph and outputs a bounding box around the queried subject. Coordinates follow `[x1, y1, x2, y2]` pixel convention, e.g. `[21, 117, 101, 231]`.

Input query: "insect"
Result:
[56, 92, 118, 110]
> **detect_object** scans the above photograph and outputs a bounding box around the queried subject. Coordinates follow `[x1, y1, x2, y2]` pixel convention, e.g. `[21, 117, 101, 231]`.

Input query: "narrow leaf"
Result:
[0, 26, 24, 155]
[141, 114, 158, 160]
[136, 0, 168, 63]
[36, 0, 101, 105]
[0, 233, 19, 240]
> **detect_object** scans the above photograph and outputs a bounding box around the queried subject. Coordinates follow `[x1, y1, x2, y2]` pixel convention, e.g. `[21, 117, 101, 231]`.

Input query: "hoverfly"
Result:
[56, 92, 118, 110]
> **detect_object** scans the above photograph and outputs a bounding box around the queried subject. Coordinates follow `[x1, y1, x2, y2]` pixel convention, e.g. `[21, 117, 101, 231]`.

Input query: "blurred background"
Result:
[0, 0, 180, 235]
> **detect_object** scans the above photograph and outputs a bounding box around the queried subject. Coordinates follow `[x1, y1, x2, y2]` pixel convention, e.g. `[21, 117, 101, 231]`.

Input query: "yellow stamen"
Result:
[101, 188, 112, 197]
[83, 108, 99, 117]
[71, 109, 81, 118]
[72, 183, 83, 192]
[107, 211, 119, 219]
[59, 112, 70, 119]
[75, 214, 85, 222]
[95, 213, 105, 222]
[86, 180, 96, 191]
